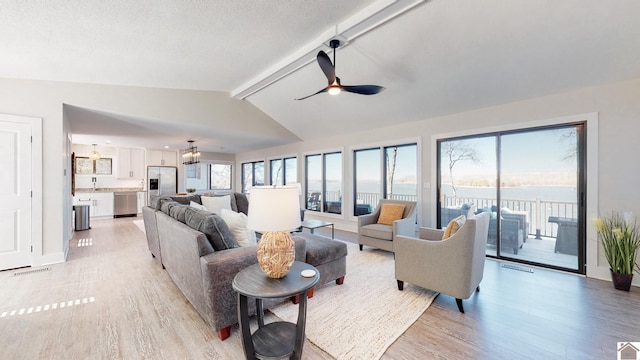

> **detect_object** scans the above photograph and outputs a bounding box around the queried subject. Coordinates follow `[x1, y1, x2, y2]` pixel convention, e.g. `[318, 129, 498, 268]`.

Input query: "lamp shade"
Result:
[247, 185, 301, 232]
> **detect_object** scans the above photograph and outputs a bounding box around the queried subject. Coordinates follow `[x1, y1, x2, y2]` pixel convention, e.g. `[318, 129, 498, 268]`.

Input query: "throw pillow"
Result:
[201, 195, 232, 214]
[184, 207, 239, 251]
[220, 208, 257, 247]
[443, 215, 466, 239]
[190, 201, 207, 211]
[377, 204, 406, 225]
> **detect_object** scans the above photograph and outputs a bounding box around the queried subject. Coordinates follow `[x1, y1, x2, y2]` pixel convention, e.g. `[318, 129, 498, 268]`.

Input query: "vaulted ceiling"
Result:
[2, 0, 640, 152]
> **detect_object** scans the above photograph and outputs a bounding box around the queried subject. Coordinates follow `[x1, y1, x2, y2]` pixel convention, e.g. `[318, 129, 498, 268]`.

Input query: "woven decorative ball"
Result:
[257, 231, 296, 278]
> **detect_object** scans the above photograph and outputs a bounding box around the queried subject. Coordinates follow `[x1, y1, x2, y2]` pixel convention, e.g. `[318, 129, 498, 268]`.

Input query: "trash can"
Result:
[74, 205, 90, 231]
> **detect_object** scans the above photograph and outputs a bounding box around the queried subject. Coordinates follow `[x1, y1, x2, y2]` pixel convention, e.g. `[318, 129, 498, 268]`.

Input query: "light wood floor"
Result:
[1, 218, 638, 359]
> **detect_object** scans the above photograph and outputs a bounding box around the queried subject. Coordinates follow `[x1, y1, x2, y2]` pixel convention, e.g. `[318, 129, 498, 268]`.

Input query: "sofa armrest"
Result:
[394, 212, 416, 237]
[358, 212, 379, 227]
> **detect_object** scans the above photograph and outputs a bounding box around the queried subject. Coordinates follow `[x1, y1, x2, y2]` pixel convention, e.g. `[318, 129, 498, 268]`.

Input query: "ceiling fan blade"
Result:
[294, 87, 328, 100]
[316, 51, 336, 84]
[342, 85, 386, 95]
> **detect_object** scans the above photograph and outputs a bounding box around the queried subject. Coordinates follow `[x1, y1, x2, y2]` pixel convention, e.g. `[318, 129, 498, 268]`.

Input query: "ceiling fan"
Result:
[295, 39, 386, 100]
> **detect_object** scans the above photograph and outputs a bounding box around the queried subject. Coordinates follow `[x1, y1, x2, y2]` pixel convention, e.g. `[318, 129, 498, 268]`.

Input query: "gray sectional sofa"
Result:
[142, 193, 347, 341]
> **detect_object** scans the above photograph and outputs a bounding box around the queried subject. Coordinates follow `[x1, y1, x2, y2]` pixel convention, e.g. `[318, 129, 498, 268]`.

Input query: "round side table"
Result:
[233, 261, 319, 360]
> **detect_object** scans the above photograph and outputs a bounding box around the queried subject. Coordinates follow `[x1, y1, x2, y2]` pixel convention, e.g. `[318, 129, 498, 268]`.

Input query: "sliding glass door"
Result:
[438, 124, 584, 273]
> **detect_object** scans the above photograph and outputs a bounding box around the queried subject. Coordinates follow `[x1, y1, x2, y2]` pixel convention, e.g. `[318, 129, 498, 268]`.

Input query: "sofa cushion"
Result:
[190, 200, 207, 211]
[201, 195, 232, 214]
[160, 200, 182, 215]
[443, 215, 466, 239]
[360, 223, 393, 241]
[300, 234, 348, 266]
[184, 207, 239, 251]
[169, 203, 189, 223]
[234, 192, 249, 215]
[377, 204, 406, 225]
[220, 208, 256, 247]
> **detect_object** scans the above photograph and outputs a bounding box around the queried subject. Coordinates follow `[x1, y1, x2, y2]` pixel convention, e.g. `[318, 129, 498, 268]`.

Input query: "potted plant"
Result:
[186, 188, 196, 194]
[594, 212, 640, 291]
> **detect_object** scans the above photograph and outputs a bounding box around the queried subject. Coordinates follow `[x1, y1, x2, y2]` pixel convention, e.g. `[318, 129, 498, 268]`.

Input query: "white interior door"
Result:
[0, 120, 32, 271]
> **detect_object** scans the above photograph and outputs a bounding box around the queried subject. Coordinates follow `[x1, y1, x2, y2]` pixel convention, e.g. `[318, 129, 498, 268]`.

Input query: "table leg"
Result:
[310, 228, 315, 234]
[256, 298, 265, 328]
[237, 293, 256, 359]
[293, 291, 308, 360]
[331, 224, 334, 239]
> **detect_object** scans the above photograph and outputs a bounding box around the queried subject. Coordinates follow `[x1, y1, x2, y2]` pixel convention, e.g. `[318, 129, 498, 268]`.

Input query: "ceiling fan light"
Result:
[328, 86, 341, 95]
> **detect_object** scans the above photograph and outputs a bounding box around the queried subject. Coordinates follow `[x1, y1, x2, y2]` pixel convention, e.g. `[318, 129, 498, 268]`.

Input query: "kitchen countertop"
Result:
[75, 188, 145, 193]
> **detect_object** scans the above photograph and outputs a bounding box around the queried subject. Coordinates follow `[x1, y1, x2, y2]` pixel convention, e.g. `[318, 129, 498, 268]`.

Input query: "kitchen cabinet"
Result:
[148, 150, 177, 167]
[73, 192, 114, 218]
[118, 148, 145, 179]
[137, 191, 146, 214]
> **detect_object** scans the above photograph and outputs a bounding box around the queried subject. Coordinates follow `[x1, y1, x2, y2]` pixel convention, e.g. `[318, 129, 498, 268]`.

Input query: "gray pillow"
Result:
[169, 203, 188, 223]
[160, 200, 182, 215]
[184, 207, 238, 251]
[234, 192, 249, 215]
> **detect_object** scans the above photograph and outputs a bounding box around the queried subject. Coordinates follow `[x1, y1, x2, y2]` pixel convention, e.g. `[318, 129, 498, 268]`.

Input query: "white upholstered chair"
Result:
[394, 212, 490, 313]
[357, 199, 417, 252]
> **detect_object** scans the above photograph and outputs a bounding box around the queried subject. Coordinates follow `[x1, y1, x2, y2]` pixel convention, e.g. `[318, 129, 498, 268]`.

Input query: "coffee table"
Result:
[301, 219, 334, 239]
[233, 261, 319, 360]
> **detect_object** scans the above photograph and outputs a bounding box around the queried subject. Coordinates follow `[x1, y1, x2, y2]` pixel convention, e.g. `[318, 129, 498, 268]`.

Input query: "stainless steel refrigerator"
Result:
[147, 166, 177, 204]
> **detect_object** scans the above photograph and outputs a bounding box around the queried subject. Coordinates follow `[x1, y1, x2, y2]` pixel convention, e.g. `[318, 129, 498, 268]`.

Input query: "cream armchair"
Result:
[357, 199, 417, 252]
[394, 212, 490, 313]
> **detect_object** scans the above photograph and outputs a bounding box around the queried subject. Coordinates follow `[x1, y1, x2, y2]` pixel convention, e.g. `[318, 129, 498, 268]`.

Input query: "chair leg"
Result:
[397, 280, 404, 291]
[455, 298, 465, 313]
[359, 244, 363, 251]
[476, 285, 480, 292]
[336, 276, 345, 285]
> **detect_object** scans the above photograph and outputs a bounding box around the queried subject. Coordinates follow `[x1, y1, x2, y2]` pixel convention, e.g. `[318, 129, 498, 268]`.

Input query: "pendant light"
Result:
[89, 144, 101, 161]
[182, 140, 200, 165]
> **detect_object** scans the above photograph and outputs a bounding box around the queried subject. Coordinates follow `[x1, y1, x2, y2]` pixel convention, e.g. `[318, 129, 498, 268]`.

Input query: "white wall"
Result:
[0, 77, 281, 267]
[236, 77, 640, 285]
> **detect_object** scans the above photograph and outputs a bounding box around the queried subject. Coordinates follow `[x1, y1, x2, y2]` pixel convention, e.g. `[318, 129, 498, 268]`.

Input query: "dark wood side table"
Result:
[233, 261, 320, 360]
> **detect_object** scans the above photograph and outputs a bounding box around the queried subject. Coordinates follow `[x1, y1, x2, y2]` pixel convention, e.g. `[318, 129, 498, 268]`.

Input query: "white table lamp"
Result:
[247, 185, 301, 278]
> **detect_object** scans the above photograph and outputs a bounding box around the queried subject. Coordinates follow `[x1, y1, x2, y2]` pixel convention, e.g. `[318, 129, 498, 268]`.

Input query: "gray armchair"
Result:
[357, 199, 417, 252]
[394, 212, 490, 313]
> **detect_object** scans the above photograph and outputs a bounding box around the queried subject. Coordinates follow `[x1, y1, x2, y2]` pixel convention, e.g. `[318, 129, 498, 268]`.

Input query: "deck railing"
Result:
[307, 191, 417, 213]
[442, 195, 578, 238]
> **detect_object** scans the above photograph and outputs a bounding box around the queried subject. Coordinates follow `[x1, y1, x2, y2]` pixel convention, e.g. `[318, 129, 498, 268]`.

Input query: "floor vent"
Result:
[13, 267, 51, 277]
[501, 263, 533, 273]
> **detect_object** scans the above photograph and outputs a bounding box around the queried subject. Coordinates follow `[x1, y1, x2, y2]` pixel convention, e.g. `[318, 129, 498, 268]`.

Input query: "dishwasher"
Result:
[114, 192, 138, 217]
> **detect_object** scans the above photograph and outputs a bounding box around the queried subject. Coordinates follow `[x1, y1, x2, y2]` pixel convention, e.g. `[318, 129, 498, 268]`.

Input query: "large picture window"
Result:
[353, 143, 417, 216]
[185, 162, 232, 192]
[305, 152, 342, 214]
[270, 156, 297, 186]
[241, 161, 264, 193]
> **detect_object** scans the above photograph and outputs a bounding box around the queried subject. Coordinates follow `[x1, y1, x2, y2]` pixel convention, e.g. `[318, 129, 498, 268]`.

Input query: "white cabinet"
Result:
[148, 150, 177, 167]
[73, 192, 114, 218]
[118, 148, 145, 179]
[137, 191, 146, 214]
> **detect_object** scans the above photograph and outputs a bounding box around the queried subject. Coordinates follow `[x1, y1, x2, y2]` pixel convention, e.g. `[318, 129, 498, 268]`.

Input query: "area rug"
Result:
[270, 242, 437, 360]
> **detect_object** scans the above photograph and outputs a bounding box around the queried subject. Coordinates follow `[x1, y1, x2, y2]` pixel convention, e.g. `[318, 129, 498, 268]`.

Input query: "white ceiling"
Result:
[3, 0, 640, 152]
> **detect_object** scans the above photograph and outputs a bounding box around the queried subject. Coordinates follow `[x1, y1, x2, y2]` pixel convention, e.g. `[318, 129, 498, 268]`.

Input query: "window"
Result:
[437, 124, 585, 273]
[242, 161, 264, 193]
[270, 157, 297, 186]
[184, 162, 232, 192]
[211, 164, 232, 190]
[305, 152, 342, 214]
[353, 143, 417, 216]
